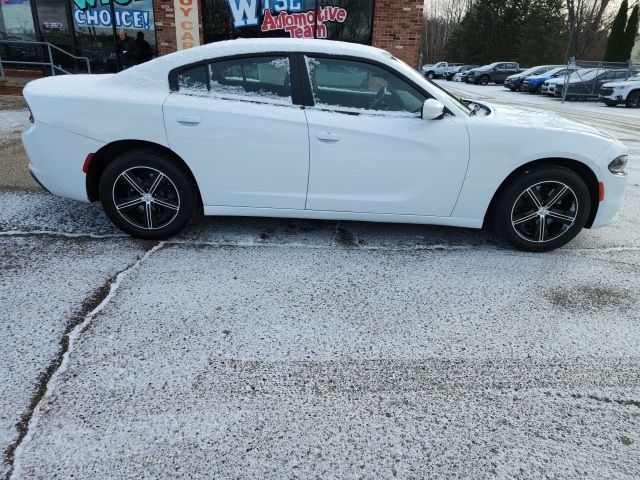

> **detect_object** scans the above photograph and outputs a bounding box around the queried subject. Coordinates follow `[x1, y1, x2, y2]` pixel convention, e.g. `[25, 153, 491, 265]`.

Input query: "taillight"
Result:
[82, 153, 94, 174]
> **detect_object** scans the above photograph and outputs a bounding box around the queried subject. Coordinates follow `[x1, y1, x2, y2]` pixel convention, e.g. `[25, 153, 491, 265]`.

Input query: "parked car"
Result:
[599, 72, 640, 108]
[541, 69, 595, 96]
[22, 38, 628, 251]
[467, 62, 521, 85]
[456, 69, 472, 82]
[555, 68, 636, 100]
[521, 66, 577, 94]
[503, 65, 561, 91]
[443, 65, 467, 81]
[420, 61, 452, 79]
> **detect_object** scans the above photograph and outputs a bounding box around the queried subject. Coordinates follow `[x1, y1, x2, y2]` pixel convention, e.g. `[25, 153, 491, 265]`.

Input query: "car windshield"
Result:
[391, 57, 473, 116]
[571, 68, 605, 81]
[544, 67, 565, 77]
[521, 66, 543, 76]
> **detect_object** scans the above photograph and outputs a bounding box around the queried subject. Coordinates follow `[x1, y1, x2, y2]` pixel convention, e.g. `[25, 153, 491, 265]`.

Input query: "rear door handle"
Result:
[176, 114, 200, 124]
[316, 132, 340, 142]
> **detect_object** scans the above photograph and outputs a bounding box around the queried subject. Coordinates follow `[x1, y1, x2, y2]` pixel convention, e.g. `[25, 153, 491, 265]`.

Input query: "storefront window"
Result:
[0, 0, 36, 41]
[71, 0, 157, 72]
[0, 0, 38, 65]
[202, 0, 374, 45]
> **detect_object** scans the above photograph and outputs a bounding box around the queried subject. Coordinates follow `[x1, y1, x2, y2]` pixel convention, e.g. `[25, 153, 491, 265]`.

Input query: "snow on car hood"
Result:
[602, 80, 640, 88]
[480, 102, 615, 140]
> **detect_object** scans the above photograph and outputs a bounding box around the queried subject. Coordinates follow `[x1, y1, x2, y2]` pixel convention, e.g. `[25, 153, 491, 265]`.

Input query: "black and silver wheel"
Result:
[492, 167, 591, 252]
[425, 71, 435, 80]
[626, 90, 640, 108]
[479, 75, 490, 86]
[99, 149, 197, 239]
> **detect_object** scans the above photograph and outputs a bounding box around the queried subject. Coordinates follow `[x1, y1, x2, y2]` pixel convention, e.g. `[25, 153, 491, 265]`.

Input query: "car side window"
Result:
[305, 56, 427, 115]
[177, 56, 292, 105]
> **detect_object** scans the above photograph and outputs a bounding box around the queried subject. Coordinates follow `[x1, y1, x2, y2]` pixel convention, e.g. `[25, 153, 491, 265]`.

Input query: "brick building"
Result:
[0, 0, 424, 74]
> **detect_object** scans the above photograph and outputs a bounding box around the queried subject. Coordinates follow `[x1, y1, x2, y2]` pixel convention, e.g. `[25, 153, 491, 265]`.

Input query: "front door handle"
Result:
[316, 132, 340, 142]
[177, 114, 200, 124]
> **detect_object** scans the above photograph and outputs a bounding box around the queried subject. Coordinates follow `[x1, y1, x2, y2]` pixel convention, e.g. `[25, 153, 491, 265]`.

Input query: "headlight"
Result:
[613, 85, 629, 89]
[608, 155, 628, 175]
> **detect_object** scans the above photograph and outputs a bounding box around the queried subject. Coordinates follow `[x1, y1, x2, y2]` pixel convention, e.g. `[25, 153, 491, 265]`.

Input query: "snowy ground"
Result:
[1, 86, 640, 478]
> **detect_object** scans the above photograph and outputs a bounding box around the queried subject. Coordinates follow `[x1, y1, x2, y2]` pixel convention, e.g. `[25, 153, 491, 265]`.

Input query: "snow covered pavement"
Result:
[1, 87, 640, 478]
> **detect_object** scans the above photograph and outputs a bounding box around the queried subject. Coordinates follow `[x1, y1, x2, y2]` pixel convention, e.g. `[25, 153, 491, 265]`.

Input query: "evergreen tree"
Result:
[624, 5, 639, 61]
[447, 0, 567, 66]
[605, 0, 629, 61]
[519, 0, 568, 65]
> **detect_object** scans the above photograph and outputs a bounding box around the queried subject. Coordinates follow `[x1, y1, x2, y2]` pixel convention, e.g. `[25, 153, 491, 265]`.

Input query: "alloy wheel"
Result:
[112, 166, 181, 230]
[510, 181, 578, 243]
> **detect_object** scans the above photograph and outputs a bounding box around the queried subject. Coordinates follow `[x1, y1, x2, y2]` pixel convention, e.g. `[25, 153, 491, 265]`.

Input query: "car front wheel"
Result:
[479, 75, 490, 85]
[626, 90, 640, 108]
[492, 167, 591, 252]
[99, 149, 197, 239]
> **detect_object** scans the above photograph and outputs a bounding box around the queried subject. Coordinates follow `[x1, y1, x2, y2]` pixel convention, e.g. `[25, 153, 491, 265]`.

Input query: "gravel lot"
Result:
[1, 85, 639, 479]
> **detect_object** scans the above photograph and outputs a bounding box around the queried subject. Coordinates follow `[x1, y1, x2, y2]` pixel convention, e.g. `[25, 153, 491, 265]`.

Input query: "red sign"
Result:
[261, 6, 347, 38]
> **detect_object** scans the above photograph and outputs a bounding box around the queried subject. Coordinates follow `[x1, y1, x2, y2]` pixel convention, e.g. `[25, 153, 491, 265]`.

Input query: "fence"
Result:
[560, 58, 637, 103]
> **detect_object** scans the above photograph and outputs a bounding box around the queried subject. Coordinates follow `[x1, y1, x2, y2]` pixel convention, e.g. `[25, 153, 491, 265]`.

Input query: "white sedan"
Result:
[22, 39, 628, 251]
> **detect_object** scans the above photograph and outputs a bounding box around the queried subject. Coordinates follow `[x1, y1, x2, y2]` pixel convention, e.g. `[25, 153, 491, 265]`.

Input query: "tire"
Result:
[426, 71, 435, 79]
[479, 74, 490, 85]
[509, 86, 518, 92]
[99, 149, 197, 239]
[626, 90, 640, 108]
[535, 85, 542, 94]
[491, 167, 591, 252]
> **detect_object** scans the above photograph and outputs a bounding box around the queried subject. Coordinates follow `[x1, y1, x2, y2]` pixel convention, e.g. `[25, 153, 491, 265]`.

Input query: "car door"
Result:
[493, 63, 508, 82]
[302, 55, 469, 217]
[163, 55, 309, 209]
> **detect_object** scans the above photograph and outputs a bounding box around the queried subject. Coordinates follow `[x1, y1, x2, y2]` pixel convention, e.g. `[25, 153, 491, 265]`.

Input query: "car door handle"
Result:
[316, 132, 340, 142]
[176, 114, 200, 124]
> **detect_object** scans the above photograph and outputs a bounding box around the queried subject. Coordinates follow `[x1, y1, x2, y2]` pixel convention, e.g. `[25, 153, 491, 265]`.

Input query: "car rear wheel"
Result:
[492, 167, 590, 252]
[626, 90, 640, 108]
[479, 75, 490, 85]
[99, 149, 197, 239]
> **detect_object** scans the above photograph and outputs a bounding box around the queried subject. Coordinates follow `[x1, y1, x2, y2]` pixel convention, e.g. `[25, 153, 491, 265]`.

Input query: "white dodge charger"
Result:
[22, 39, 628, 251]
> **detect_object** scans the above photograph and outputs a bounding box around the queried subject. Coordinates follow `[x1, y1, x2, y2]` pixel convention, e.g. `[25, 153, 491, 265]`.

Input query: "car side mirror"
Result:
[421, 99, 445, 120]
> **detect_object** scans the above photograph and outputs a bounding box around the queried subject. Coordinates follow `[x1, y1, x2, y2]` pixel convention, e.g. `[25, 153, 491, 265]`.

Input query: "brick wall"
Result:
[153, 0, 204, 56]
[371, 0, 424, 67]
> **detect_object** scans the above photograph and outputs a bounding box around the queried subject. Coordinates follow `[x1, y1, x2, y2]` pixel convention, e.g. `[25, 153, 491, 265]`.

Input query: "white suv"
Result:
[600, 73, 640, 108]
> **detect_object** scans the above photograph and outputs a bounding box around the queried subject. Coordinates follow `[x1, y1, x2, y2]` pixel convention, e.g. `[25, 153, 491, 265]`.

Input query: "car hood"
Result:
[481, 102, 614, 140]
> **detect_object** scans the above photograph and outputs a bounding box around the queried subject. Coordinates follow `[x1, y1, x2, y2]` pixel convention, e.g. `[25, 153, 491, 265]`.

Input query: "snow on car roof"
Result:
[116, 38, 393, 91]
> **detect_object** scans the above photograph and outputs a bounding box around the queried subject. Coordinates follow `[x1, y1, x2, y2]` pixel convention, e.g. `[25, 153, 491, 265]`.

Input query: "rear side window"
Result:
[176, 56, 292, 105]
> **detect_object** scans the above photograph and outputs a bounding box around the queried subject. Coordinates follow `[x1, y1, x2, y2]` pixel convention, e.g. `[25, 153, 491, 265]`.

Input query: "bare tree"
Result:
[565, 0, 615, 59]
[422, 0, 472, 63]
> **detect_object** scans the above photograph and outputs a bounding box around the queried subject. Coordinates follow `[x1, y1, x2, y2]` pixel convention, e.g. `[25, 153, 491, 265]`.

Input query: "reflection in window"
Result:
[0, 0, 37, 64]
[72, 0, 157, 72]
[178, 56, 292, 105]
[306, 56, 426, 114]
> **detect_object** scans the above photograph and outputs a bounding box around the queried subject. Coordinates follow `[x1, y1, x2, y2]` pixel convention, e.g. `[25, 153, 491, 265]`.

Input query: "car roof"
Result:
[116, 38, 394, 91]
